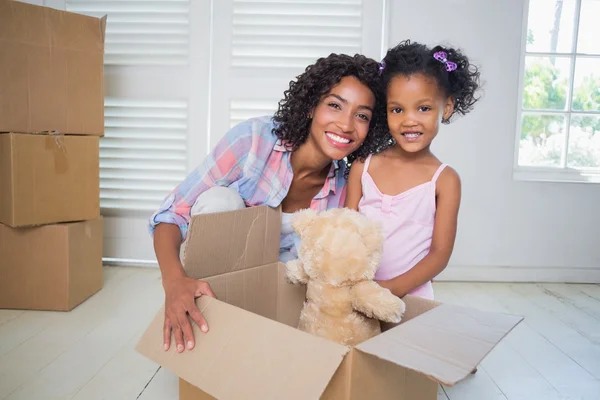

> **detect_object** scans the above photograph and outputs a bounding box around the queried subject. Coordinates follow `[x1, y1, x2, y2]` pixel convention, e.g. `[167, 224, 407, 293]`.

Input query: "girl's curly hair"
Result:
[272, 53, 389, 165]
[380, 40, 481, 123]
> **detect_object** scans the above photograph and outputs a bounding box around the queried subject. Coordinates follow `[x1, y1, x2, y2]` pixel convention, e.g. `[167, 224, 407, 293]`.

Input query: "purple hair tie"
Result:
[433, 51, 457, 72]
[378, 60, 386, 75]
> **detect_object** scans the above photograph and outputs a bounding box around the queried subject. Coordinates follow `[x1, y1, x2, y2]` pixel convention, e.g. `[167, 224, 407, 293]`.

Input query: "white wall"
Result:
[388, 0, 600, 282]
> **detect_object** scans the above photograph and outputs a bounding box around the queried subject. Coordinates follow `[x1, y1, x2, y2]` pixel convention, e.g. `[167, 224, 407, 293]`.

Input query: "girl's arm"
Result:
[344, 159, 365, 211]
[378, 167, 461, 297]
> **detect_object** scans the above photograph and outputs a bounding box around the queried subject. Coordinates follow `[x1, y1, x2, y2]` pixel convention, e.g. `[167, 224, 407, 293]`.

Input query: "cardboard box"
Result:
[0, 0, 106, 135]
[0, 132, 100, 227]
[0, 218, 103, 311]
[136, 206, 523, 400]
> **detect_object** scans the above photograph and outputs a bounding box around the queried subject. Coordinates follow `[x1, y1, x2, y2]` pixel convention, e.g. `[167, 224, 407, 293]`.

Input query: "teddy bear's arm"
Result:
[286, 259, 309, 284]
[351, 281, 406, 323]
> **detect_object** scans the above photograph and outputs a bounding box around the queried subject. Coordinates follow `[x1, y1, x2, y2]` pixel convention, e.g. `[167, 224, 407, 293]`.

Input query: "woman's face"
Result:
[308, 75, 375, 161]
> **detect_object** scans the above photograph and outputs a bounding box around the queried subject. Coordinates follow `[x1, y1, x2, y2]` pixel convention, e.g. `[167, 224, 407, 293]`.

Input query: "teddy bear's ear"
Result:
[291, 209, 318, 238]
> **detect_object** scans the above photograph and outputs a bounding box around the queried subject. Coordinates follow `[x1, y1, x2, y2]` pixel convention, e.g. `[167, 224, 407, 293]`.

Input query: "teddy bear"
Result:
[285, 207, 406, 346]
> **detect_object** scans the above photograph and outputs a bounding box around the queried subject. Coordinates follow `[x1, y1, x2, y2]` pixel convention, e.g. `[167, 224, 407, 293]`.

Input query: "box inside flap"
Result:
[275, 262, 306, 328]
[203, 262, 279, 321]
[136, 296, 348, 400]
[182, 205, 281, 279]
[356, 303, 523, 386]
[100, 15, 107, 42]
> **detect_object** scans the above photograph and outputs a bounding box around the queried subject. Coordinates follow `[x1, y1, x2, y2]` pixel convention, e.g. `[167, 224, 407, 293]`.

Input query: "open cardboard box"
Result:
[136, 206, 523, 399]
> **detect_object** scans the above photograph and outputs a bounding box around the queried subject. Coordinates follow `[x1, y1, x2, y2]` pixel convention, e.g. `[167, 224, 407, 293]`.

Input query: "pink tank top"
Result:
[358, 154, 447, 300]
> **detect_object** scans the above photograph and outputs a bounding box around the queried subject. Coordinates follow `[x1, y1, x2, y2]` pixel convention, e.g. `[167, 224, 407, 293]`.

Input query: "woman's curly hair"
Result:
[380, 40, 481, 124]
[272, 53, 389, 165]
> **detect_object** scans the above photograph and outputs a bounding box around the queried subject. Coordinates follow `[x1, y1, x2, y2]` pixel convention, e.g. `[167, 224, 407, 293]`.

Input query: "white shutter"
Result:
[66, 0, 190, 65]
[230, 99, 280, 128]
[210, 0, 385, 150]
[65, 0, 196, 215]
[57, 0, 211, 262]
[231, 0, 363, 69]
[100, 98, 188, 211]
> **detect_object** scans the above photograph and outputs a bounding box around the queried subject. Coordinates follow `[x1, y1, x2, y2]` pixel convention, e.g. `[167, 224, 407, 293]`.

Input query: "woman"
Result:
[149, 53, 388, 353]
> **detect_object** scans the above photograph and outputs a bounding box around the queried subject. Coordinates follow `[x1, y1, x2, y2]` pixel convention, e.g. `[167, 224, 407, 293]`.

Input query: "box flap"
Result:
[136, 296, 348, 400]
[356, 303, 523, 386]
[100, 15, 107, 42]
[182, 206, 281, 279]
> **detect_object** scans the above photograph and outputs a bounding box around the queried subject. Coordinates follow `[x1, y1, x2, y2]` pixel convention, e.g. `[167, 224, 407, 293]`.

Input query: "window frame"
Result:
[513, 0, 600, 184]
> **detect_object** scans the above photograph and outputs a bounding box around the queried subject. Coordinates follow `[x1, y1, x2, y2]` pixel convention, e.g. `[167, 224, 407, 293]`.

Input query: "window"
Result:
[515, 0, 600, 183]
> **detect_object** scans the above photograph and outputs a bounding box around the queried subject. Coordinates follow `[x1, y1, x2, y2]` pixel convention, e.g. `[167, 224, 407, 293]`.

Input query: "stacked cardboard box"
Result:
[0, 0, 106, 311]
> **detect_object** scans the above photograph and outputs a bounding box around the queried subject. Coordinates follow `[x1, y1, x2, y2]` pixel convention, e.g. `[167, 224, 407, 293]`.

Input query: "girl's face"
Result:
[308, 75, 375, 161]
[386, 73, 454, 154]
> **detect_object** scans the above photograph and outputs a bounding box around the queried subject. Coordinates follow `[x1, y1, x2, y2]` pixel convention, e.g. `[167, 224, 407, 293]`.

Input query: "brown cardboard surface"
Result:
[348, 350, 438, 400]
[204, 263, 279, 321]
[275, 262, 306, 328]
[0, 218, 103, 311]
[321, 349, 437, 400]
[183, 206, 281, 279]
[67, 218, 105, 309]
[321, 351, 353, 400]
[179, 379, 216, 400]
[203, 262, 305, 328]
[135, 295, 349, 400]
[0, 132, 100, 227]
[0, 0, 105, 135]
[357, 303, 524, 386]
[174, 262, 307, 400]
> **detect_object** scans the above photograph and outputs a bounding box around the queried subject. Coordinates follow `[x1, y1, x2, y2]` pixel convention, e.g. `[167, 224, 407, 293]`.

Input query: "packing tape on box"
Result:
[44, 130, 68, 173]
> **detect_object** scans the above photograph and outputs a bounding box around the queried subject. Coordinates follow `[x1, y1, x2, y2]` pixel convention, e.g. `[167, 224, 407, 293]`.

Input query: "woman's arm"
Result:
[378, 167, 461, 297]
[344, 159, 365, 211]
[151, 121, 256, 352]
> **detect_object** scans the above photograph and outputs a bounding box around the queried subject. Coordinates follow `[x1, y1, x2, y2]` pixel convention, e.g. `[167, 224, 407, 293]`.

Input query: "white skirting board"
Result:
[104, 258, 600, 284]
[436, 265, 600, 283]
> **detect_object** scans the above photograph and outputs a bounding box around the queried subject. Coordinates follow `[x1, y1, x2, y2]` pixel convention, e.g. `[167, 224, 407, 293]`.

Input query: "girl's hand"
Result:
[375, 277, 408, 298]
[375, 279, 390, 290]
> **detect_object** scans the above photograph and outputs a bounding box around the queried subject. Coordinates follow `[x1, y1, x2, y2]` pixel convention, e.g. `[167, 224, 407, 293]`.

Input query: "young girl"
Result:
[345, 40, 481, 300]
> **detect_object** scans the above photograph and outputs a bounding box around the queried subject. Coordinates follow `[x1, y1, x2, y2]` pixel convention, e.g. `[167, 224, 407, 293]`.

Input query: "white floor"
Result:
[0, 267, 599, 400]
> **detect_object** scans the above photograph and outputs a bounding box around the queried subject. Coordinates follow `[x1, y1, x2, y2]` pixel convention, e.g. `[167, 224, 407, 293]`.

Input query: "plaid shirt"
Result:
[148, 115, 348, 241]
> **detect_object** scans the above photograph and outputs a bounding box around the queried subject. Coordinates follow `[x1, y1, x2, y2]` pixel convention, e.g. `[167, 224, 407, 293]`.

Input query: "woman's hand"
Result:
[154, 223, 217, 352]
[162, 275, 216, 352]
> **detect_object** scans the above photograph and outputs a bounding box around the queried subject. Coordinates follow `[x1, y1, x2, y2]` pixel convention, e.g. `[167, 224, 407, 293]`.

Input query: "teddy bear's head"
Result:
[291, 208, 384, 287]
